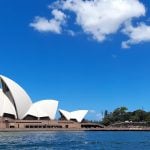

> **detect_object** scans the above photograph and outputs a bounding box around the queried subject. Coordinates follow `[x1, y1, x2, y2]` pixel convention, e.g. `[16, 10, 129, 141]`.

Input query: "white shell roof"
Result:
[24, 100, 58, 119]
[59, 109, 71, 120]
[0, 90, 17, 118]
[71, 110, 88, 122]
[0, 75, 32, 119]
[59, 109, 88, 122]
[23, 103, 49, 118]
[0, 75, 88, 122]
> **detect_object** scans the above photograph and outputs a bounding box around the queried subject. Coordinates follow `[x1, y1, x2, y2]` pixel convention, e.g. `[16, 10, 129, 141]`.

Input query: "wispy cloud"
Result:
[67, 30, 76, 36]
[30, 9, 66, 34]
[122, 22, 150, 48]
[96, 113, 103, 119]
[89, 110, 103, 120]
[89, 110, 96, 113]
[112, 54, 118, 59]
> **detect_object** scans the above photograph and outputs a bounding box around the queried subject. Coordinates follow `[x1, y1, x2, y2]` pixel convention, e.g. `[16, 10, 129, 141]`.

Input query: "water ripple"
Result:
[0, 131, 150, 149]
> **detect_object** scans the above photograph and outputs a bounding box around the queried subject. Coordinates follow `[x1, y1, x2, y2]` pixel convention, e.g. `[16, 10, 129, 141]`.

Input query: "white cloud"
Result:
[30, 9, 66, 34]
[122, 22, 150, 48]
[88, 110, 103, 120]
[89, 110, 96, 113]
[96, 113, 103, 120]
[55, 0, 145, 41]
[67, 30, 76, 36]
[30, 0, 150, 47]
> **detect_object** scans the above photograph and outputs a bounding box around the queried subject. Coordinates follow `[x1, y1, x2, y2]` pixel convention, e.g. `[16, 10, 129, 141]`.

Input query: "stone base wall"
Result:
[0, 117, 101, 130]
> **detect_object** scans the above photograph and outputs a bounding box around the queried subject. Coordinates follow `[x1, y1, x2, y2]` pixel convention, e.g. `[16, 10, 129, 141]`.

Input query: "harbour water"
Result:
[0, 131, 150, 149]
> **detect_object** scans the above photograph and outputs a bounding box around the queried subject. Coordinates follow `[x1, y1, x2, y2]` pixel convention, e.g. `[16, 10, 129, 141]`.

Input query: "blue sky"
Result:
[0, 0, 150, 120]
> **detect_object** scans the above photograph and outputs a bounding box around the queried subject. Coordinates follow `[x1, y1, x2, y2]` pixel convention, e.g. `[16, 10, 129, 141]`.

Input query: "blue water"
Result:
[0, 131, 150, 149]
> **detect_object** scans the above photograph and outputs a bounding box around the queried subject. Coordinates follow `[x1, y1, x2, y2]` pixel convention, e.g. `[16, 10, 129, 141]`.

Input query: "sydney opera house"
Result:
[0, 75, 102, 130]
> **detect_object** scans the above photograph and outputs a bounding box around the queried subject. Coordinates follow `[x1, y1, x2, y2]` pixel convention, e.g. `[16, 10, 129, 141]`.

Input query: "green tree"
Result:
[130, 109, 146, 122]
[101, 106, 150, 126]
[112, 106, 128, 122]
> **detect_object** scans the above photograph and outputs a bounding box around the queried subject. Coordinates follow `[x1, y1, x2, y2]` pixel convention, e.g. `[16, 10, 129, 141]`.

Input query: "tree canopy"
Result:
[101, 107, 150, 126]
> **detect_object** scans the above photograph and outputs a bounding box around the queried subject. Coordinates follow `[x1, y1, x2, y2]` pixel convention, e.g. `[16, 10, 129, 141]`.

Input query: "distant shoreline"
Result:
[1, 127, 150, 132]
